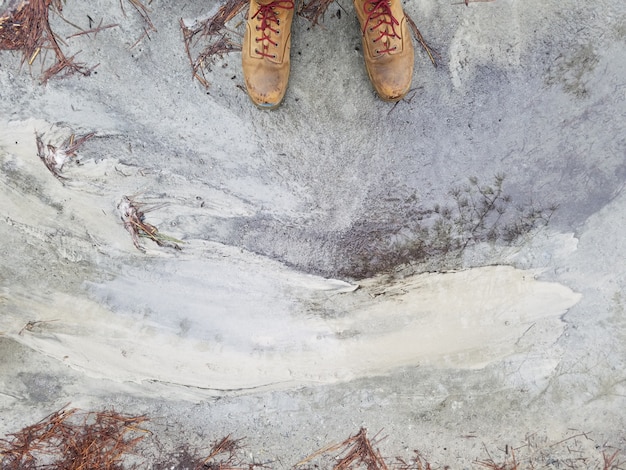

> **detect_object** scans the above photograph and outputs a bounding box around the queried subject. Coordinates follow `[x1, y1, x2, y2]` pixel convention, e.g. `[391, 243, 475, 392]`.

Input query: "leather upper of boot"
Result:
[354, 0, 415, 101]
[242, 0, 294, 108]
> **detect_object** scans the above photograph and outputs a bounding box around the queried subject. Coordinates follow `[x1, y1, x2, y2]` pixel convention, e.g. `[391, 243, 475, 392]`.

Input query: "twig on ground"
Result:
[404, 13, 439, 67]
[603, 450, 623, 470]
[18, 319, 59, 335]
[66, 22, 120, 40]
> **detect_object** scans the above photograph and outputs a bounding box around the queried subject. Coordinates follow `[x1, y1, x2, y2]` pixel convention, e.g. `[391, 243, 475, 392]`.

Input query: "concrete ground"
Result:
[0, 0, 625, 467]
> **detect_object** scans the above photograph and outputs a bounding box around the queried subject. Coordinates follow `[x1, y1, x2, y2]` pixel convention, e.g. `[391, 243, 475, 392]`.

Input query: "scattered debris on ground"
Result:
[476, 433, 624, 470]
[117, 195, 182, 252]
[0, 406, 148, 470]
[120, 0, 156, 49]
[0, 407, 623, 469]
[153, 435, 270, 470]
[35, 131, 94, 180]
[0, 0, 153, 81]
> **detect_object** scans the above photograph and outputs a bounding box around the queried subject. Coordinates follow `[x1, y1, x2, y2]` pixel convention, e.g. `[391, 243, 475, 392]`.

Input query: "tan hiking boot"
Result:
[354, 0, 415, 101]
[242, 0, 295, 109]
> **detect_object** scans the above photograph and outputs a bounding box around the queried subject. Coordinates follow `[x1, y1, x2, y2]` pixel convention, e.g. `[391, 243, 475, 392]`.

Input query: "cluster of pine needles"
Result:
[36, 131, 95, 180]
[117, 195, 183, 252]
[295, 428, 433, 470]
[32, 128, 181, 252]
[0, 0, 90, 81]
[180, 0, 246, 88]
[0, 0, 153, 82]
[0, 407, 148, 470]
[1, 411, 624, 470]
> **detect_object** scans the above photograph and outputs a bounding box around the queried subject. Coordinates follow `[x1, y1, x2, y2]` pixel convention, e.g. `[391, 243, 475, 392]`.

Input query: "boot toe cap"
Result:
[243, 62, 289, 108]
[370, 64, 414, 101]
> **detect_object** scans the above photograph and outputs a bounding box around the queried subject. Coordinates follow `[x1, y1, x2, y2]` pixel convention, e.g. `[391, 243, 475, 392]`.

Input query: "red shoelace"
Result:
[361, 0, 401, 54]
[252, 0, 295, 58]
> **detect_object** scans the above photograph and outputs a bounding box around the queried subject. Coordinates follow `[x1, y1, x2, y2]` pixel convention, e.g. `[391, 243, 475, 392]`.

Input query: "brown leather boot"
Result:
[242, 0, 295, 109]
[353, 0, 415, 101]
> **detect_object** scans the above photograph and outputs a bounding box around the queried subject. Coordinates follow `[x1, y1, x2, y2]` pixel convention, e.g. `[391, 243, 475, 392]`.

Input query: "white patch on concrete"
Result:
[2, 263, 580, 393]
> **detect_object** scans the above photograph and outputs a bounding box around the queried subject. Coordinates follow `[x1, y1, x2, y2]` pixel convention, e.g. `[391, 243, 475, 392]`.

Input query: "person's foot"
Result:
[353, 0, 415, 101]
[242, 0, 295, 109]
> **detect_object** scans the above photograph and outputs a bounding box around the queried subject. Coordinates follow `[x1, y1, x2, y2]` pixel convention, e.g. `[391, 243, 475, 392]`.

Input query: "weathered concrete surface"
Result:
[0, 0, 625, 466]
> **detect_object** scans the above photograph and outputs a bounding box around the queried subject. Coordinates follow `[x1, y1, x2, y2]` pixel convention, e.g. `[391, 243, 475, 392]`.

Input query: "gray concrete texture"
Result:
[0, 0, 625, 467]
